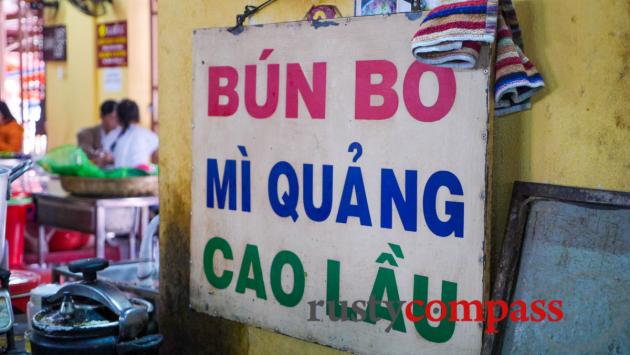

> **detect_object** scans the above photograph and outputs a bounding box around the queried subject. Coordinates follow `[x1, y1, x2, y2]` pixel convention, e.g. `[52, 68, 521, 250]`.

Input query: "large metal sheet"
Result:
[482, 182, 630, 355]
[501, 200, 630, 354]
[190, 14, 490, 354]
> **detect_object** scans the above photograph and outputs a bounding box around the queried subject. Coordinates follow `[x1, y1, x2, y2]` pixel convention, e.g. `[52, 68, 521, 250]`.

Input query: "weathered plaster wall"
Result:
[491, 0, 630, 266]
[158, 0, 629, 353]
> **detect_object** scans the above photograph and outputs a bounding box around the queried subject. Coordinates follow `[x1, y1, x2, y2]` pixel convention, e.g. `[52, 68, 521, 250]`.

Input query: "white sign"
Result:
[102, 68, 123, 93]
[191, 14, 490, 355]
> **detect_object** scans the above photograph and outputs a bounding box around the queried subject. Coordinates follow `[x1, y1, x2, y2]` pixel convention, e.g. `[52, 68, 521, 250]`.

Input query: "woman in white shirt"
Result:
[110, 99, 158, 168]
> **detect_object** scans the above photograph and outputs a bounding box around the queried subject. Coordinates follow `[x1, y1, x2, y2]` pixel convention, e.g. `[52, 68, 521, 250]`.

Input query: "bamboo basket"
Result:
[60, 176, 158, 197]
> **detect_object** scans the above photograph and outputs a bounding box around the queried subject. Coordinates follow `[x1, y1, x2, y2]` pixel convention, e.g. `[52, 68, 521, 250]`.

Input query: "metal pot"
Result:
[0, 167, 10, 264]
[0, 160, 33, 267]
[30, 258, 162, 355]
[0, 159, 34, 352]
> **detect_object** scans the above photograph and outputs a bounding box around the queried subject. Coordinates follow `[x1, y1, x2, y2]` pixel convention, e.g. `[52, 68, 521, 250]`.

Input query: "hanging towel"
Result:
[410, 0, 544, 116]
[499, 0, 522, 48]
[494, 14, 544, 116]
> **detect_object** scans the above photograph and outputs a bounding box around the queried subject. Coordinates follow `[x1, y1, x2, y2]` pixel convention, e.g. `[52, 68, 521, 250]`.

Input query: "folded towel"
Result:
[410, 0, 545, 117]
[411, 0, 499, 69]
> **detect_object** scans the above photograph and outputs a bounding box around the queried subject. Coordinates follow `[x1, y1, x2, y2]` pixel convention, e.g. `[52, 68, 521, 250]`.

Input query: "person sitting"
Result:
[77, 100, 121, 166]
[0, 101, 23, 153]
[110, 99, 158, 168]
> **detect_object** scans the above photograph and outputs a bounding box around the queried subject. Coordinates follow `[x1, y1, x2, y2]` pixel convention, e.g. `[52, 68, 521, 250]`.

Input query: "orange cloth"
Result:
[0, 120, 24, 153]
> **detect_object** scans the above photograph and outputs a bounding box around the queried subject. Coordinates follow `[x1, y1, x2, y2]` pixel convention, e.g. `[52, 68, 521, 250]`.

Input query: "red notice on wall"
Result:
[96, 21, 127, 68]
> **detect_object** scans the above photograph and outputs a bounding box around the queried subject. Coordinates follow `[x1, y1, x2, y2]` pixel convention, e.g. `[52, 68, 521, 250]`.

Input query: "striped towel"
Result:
[494, 13, 544, 116]
[411, 0, 499, 69]
[411, 0, 544, 116]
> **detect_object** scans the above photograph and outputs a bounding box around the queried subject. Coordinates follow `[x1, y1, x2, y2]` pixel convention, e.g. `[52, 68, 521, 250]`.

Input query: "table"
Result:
[32, 193, 158, 265]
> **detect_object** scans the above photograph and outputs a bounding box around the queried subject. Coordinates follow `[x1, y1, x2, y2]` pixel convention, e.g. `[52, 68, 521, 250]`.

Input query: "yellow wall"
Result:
[125, 0, 151, 128]
[44, 3, 96, 149]
[491, 0, 630, 264]
[94, 2, 129, 112]
[44, 0, 151, 149]
[158, 0, 629, 354]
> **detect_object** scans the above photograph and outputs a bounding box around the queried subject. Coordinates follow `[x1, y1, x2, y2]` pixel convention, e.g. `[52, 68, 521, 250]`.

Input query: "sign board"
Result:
[96, 21, 127, 68]
[191, 14, 490, 355]
[102, 68, 123, 93]
[43, 25, 67, 61]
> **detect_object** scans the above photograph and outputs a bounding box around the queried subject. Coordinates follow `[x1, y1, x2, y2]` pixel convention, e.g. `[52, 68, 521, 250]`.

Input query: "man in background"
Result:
[77, 100, 120, 167]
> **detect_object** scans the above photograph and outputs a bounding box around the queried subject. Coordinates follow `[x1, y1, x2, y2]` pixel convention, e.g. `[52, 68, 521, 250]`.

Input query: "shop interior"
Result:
[0, 0, 160, 353]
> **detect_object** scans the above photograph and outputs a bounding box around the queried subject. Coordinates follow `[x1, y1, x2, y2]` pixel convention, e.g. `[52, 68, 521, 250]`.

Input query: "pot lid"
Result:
[38, 258, 150, 340]
[33, 292, 118, 337]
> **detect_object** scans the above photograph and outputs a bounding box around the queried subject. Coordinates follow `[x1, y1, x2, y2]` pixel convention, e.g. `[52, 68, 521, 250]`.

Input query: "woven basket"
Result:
[60, 175, 158, 197]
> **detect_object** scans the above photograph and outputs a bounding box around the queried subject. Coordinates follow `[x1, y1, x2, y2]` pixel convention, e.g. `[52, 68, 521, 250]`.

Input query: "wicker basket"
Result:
[60, 175, 158, 197]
